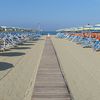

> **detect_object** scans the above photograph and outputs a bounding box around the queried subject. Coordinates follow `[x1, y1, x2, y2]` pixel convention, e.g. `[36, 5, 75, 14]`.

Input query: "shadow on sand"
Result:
[12, 47, 31, 50]
[26, 41, 37, 43]
[0, 62, 14, 71]
[19, 43, 34, 46]
[0, 52, 25, 57]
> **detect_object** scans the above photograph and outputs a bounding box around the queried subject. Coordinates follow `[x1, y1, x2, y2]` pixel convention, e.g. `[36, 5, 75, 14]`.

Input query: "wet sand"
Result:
[0, 37, 45, 100]
[52, 36, 100, 100]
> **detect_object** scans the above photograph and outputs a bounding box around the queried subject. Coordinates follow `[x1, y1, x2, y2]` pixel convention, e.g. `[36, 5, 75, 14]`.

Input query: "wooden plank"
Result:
[32, 39, 71, 100]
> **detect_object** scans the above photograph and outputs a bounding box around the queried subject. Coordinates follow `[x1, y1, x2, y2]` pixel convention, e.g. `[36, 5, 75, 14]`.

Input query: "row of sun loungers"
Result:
[56, 32, 100, 51]
[0, 32, 41, 51]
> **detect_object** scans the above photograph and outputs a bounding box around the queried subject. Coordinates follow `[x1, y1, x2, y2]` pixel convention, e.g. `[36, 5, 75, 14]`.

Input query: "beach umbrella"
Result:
[93, 24, 100, 32]
[79, 24, 93, 34]
[56, 29, 65, 32]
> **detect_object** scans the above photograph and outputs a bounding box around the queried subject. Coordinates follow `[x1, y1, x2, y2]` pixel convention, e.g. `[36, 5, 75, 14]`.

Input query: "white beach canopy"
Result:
[56, 23, 100, 33]
[93, 24, 100, 31]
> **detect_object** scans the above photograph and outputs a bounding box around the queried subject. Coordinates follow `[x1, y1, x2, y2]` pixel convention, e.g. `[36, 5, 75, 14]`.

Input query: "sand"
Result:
[0, 37, 45, 100]
[52, 36, 100, 100]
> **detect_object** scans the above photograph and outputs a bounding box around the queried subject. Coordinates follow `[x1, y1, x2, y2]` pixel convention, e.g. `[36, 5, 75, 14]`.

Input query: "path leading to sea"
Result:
[32, 38, 71, 100]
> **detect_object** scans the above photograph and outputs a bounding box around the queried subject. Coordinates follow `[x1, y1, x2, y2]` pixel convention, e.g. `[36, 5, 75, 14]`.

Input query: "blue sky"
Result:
[0, 0, 100, 30]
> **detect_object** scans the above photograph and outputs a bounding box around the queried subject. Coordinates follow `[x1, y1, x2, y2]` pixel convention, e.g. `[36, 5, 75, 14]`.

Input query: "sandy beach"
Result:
[52, 36, 100, 100]
[1, 35, 100, 100]
[0, 37, 45, 100]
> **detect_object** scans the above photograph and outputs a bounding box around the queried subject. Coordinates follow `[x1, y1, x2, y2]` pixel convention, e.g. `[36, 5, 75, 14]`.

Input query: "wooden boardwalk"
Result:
[32, 38, 71, 100]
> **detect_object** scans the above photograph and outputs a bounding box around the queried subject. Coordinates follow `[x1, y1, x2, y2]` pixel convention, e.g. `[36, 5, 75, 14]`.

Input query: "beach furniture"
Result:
[81, 37, 95, 48]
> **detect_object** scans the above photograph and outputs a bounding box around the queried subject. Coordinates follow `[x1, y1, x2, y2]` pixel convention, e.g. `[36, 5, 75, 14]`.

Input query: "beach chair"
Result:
[81, 38, 94, 48]
[92, 40, 100, 51]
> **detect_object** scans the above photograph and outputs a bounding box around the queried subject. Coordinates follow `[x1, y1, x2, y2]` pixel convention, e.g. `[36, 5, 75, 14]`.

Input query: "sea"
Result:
[41, 31, 57, 35]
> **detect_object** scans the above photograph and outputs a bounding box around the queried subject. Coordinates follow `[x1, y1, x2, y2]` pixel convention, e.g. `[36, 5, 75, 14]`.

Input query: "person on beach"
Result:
[48, 33, 50, 37]
[46, 33, 50, 39]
